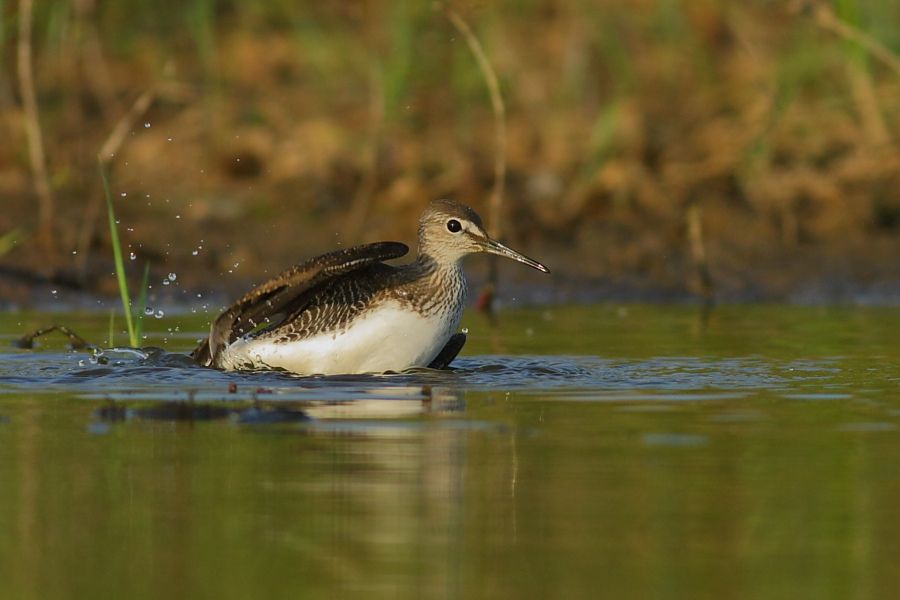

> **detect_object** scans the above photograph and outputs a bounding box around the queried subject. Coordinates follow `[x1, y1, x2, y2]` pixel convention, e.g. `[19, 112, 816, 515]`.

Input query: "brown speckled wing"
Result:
[192, 242, 409, 367]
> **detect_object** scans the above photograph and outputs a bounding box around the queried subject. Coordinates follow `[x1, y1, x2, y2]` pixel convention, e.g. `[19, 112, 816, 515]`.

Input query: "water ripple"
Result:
[0, 347, 865, 405]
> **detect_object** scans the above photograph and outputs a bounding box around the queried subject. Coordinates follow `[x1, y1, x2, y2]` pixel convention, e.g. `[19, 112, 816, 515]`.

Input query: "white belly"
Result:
[216, 301, 461, 375]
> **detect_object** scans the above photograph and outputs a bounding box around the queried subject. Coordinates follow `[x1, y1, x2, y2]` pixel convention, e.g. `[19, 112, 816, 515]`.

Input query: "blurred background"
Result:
[1, 0, 900, 304]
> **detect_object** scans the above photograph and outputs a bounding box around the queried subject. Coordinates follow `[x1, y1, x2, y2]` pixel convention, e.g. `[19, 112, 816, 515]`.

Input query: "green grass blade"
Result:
[100, 162, 137, 347]
[134, 261, 151, 344]
[108, 309, 115, 347]
[0, 228, 24, 258]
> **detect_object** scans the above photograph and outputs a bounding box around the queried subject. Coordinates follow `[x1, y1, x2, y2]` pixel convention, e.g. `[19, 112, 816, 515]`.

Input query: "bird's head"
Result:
[417, 199, 549, 273]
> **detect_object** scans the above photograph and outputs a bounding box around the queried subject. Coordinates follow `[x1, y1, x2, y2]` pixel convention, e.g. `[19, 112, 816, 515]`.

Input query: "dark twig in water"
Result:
[13, 325, 94, 350]
[443, 6, 507, 315]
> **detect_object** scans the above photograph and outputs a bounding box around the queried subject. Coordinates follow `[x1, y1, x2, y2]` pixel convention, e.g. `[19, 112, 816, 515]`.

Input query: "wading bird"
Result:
[192, 199, 549, 374]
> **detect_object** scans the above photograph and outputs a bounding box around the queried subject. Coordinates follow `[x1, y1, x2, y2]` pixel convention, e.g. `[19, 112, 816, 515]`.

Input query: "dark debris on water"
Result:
[94, 400, 310, 425]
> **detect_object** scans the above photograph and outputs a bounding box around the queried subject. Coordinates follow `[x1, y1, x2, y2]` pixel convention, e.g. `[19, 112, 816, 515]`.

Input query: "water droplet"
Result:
[167, 272, 177, 281]
[191, 250, 199, 256]
[129, 252, 137, 260]
[461, 327, 469, 334]
[155, 310, 164, 319]
[120, 192, 127, 197]
[162, 279, 170, 286]
[144, 307, 154, 316]
[51, 289, 58, 295]
[144, 122, 151, 128]
[175, 215, 181, 219]
[71, 250, 77, 255]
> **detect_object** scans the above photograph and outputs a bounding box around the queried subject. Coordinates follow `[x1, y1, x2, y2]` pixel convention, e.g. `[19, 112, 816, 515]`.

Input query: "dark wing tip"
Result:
[329, 241, 409, 268]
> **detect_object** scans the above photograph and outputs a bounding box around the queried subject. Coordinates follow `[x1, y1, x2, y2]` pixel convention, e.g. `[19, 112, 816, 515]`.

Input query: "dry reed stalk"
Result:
[0, 68, 14, 109]
[98, 89, 157, 165]
[802, 1, 900, 80]
[443, 6, 507, 314]
[76, 86, 159, 273]
[846, 66, 889, 145]
[444, 7, 507, 241]
[17, 0, 56, 258]
[73, 0, 120, 118]
[343, 64, 385, 242]
[797, 0, 900, 144]
[686, 202, 714, 303]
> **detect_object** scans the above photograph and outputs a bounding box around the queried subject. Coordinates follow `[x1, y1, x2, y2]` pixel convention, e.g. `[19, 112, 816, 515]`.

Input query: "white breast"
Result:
[216, 300, 461, 375]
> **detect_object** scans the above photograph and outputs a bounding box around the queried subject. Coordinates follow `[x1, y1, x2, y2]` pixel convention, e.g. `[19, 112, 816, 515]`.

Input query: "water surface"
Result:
[1, 305, 899, 599]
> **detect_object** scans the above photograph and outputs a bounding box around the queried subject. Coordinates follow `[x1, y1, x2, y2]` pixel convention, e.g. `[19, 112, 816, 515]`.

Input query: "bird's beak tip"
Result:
[482, 237, 550, 274]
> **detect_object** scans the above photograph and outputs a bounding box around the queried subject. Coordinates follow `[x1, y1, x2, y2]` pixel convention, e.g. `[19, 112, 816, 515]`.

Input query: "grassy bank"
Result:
[1, 0, 900, 303]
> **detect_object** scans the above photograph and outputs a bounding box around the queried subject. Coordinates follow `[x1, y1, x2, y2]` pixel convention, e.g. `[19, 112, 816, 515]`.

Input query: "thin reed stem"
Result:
[686, 202, 714, 303]
[344, 62, 385, 242]
[444, 7, 507, 241]
[17, 0, 56, 257]
[100, 162, 137, 347]
[78, 85, 159, 271]
[802, 1, 900, 79]
[443, 7, 508, 315]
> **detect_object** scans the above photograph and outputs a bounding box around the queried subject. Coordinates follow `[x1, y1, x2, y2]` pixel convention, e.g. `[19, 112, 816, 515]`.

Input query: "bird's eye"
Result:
[446, 219, 462, 233]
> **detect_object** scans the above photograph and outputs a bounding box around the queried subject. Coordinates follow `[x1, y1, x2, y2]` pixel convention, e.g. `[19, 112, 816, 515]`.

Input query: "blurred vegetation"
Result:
[1, 0, 900, 302]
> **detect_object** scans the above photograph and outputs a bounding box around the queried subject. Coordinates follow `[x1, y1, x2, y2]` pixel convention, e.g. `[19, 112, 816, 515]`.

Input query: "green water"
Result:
[0, 305, 899, 599]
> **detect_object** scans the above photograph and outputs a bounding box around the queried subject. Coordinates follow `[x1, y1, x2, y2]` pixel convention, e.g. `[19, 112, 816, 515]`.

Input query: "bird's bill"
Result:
[481, 238, 550, 273]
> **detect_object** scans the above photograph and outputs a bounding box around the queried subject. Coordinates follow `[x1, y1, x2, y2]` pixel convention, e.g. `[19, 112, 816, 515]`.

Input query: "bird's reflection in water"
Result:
[301, 385, 464, 421]
[259, 386, 485, 596]
[88, 384, 518, 595]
